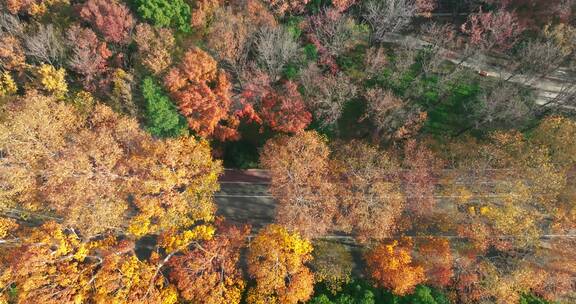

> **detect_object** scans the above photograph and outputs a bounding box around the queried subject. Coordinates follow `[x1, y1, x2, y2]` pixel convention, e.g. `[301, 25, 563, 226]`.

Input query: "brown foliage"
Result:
[4, 0, 67, 15]
[363, 88, 427, 142]
[79, 0, 135, 44]
[416, 0, 437, 16]
[206, 7, 251, 65]
[133, 23, 175, 75]
[241, 0, 278, 28]
[191, 0, 222, 29]
[529, 239, 576, 302]
[415, 237, 453, 288]
[453, 254, 541, 304]
[207, 1, 277, 69]
[300, 64, 357, 127]
[333, 141, 405, 242]
[486, 0, 574, 27]
[264, 0, 310, 16]
[260, 131, 337, 238]
[331, 0, 356, 12]
[262, 134, 407, 242]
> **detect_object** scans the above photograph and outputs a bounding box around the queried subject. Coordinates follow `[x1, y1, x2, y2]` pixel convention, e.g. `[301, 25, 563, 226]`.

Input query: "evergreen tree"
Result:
[142, 76, 188, 138]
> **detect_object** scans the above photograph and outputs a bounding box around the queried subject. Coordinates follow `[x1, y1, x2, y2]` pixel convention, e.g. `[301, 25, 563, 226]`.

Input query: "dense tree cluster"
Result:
[0, 0, 575, 303]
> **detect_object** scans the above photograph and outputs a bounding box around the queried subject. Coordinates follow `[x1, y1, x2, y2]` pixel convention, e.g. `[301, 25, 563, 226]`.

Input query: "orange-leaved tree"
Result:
[164, 47, 239, 141]
[259, 81, 312, 134]
[364, 237, 425, 296]
[239, 71, 312, 134]
[1, 221, 180, 304]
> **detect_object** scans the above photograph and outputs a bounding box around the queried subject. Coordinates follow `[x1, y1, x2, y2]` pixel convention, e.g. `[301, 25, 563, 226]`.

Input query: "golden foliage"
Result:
[531, 116, 576, 167]
[441, 122, 573, 249]
[0, 218, 17, 239]
[36, 64, 68, 98]
[246, 224, 315, 304]
[0, 72, 17, 97]
[134, 23, 175, 75]
[544, 23, 576, 56]
[158, 225, 215, 253]
[0, 93, 222, 237]
[310, 241, 353, 294]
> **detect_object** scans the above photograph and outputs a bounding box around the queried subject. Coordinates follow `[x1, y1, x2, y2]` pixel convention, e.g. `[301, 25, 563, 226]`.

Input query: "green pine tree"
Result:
[141, 76, 188, 138]
[134, 0, 191, 32]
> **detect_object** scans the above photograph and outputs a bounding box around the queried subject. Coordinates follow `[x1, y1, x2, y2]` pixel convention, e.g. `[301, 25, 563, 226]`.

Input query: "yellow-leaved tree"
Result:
[246, 224, 315, 304]
[35, 64, 68, 98]
[0, 92, 224, 303]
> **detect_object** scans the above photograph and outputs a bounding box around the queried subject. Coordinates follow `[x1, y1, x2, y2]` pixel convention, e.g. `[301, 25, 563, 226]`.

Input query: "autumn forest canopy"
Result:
[0, 0, 575, 303]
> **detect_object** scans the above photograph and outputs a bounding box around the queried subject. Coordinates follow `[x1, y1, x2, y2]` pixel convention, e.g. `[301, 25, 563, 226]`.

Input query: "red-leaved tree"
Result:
[79, 0, 135, 44]
[415, 237, 454, 288]
[260, 81, 312, 134]
[168, 223, 250, 304]
[66, 25, 112, 91]
[238, 71, 312, 134]
[461, 8, 524, 52]
[402, 139, 443, 216]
